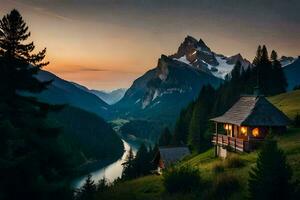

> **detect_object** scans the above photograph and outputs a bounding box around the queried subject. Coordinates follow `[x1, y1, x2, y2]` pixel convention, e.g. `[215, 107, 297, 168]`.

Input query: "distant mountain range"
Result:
[71, 82, 126, 105]
[31, 36, 299, 125]
[90, 89, 127, 105]
[35, 70, 112, 119]
[283, 56, 300, 90]
[114, 36, 300, 124]
[115, 36, 244, 122]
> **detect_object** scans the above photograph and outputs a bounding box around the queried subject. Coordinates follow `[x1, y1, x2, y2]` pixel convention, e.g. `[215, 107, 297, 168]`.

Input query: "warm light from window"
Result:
[252, 128, 259, 137]
[224, 124, 232, 130]
[241, 126, 247, 135]
[224, 124, 228, 130]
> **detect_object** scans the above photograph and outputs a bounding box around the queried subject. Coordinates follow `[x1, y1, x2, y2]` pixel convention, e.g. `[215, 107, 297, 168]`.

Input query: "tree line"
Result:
[168, 45, 288, 152]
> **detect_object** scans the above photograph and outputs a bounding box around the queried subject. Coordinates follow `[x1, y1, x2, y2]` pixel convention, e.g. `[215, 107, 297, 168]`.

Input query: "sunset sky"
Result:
[1, 0, 300, 90]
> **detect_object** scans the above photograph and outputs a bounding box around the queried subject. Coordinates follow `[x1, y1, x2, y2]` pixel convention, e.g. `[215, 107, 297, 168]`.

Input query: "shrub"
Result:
[225, 155, 245, 168]
[293, 113, 300, 128]
[163, 165, 202, 193]
[212, 162, 225, 174]
[211, 173, 240, 199]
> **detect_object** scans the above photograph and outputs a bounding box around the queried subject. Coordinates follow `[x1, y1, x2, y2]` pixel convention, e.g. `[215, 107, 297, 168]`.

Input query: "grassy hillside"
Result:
[95, 128, 300, 200]
[269, 89, 300, 119]
[94, 91, 300, 200]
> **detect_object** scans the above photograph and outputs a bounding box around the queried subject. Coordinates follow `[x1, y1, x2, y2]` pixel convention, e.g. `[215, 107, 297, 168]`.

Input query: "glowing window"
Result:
[224, 124, 229, 130]
[241, 126, 247, 135]
[252, 128, 259, 137]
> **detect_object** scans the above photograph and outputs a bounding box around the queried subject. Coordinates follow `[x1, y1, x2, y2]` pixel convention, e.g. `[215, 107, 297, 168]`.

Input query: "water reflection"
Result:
[73, 140, 138, 188]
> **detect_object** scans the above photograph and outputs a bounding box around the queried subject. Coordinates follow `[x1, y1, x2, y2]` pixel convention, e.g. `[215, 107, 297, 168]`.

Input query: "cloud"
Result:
[77, 67, 108, 72]
[7, 0, 73, 21]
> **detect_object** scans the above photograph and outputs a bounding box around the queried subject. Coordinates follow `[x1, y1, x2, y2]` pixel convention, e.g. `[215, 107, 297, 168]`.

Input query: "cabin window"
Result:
[224, 124, 233, 136]
[224, 124, 232, 131]
[252, 128, 259, 137]
[240, 126, 247, 136]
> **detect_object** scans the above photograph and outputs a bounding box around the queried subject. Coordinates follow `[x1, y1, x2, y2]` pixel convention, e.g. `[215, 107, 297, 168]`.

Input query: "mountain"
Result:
[280, 56, 296, 67]
[71, 82, 126, 105]
[170, 36, 251, 79]
[115, 36, 254, 123]
[283, 56, 300, 90]
[50, 106, 123, 162]
[34, 70, 111, 119]
[115, 54, 222, 123]
[90, 89, 126, 105]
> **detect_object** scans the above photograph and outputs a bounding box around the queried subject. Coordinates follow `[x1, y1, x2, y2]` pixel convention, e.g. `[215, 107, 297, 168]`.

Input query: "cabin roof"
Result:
[158, 147, 190, 166]
[210, 95, 290, 126]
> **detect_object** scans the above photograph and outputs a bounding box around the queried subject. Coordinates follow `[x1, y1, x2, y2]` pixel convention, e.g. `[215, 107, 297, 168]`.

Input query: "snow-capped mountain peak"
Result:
[169, 36, 251, 79]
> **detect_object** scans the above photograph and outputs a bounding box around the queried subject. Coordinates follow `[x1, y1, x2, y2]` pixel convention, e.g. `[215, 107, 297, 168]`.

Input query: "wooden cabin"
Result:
[210, 95, 290, 157]
[153, 147, 190, 172]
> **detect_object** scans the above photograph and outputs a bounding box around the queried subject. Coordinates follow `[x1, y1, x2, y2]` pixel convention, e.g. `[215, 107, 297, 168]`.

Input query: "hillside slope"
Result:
[269, 89, 300, 119]
[95, 91, 300, 200]
[35, 70, 112, 119]
[50, 106, 123, 163]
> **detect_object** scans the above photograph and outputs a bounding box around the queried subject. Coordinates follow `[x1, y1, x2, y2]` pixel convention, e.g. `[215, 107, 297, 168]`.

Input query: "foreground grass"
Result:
[95, 128, 300, 200]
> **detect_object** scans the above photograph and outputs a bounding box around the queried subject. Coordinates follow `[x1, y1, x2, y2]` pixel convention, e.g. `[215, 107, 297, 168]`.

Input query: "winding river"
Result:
[72, 139, 138, 188]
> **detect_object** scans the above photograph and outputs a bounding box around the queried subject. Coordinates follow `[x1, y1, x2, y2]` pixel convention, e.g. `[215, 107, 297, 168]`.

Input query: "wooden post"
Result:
[215, 122, 218, 157]
[234, 138, 237, 152]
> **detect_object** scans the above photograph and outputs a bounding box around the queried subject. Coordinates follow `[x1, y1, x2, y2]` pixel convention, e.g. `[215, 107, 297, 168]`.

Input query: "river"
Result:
[72, 139, 139, 188]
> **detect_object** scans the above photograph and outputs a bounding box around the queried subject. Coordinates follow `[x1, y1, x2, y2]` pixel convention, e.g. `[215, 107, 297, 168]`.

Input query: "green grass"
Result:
[269, 89, 300, 119]
[95, 91, 300, 200]
[95, 128, 300, 200]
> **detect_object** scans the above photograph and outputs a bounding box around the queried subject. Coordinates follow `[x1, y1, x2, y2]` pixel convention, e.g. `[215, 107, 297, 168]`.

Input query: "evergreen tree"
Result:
[122, 148, 136, 179]
[172, 103, 194, 145]
[270, 50, 287, 95]
[188, 85, 216, 152]
[159, 127, 172, 146]
[294, 113, 300, 128]
[253, 45, 262, 66]
[134, 143, 151, 176]
[75, 174, 97, 200]
[248, 138, 293, 200]
[0, 10, 72, 200]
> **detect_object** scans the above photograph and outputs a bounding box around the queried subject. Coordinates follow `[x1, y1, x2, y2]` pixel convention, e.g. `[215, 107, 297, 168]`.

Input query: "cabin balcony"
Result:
[212, 134, 265, 153]
[212, 134, 246, 152]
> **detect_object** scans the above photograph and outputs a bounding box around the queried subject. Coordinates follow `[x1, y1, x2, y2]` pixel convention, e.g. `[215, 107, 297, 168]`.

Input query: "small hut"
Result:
[210, 95, 290, 157]
[154, 147, 190, 171]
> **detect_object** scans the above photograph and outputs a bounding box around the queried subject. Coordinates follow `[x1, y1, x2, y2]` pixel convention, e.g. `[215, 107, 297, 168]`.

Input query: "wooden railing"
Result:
[212, 134, 245, 152]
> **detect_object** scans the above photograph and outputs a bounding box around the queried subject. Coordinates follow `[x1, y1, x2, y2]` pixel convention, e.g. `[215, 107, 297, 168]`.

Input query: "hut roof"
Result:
[158, 147, 190, 167]
[210, 95, 290, 126]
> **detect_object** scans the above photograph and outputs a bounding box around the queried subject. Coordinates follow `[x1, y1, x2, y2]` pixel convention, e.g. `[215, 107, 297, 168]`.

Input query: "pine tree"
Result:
[159, 127, 172, 146]
[122, 148, 136, 179]
[172, 103, 194, 145]
[248, 138, 293, 200]
[270, 50, 287, 95]
[253, 45, 262, 66]
[188, 85, 216, 152]
[294, 113, 300, 128]
[75, 174, 97, 200]
[0, 10, 72, 200]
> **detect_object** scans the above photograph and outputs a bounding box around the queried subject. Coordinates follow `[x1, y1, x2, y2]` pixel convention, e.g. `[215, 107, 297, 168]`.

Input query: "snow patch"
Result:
[152, 90, 159, 101]
[135, 99, 141, 104]
[281, 59, 295, 67]
[173, 55, 192, 66]
[211, 56, 235, 79]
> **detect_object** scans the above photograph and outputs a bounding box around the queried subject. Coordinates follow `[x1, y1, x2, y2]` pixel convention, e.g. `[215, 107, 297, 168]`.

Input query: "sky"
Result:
[0, 0, 300, 91]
